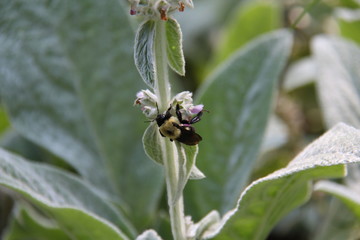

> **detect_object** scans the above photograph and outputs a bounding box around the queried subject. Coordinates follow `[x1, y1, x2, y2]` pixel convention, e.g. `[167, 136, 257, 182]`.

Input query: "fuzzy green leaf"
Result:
[174, 142, 198, 204]
[261, 115, 288, 153]
[206, 123, 360, 240]
[336, 8, 360, 44]
[312, 35, 360, 129]
[283, 57, 316, 91]
[166, 18, 185, 76]
[315, 180, 360, 219]
[136, 230, 163, 240]
[186, 30, 293, 217]
[135, 20, 156, 88]
[3, 204, 70, 240]
[189, 165, 206, 180]
[0, 148, 135, 239]
[188, 210, 221, 239]
[0, 0, 163, 228]
[0, 0, 112, 195]
[143, 123, 164, 165]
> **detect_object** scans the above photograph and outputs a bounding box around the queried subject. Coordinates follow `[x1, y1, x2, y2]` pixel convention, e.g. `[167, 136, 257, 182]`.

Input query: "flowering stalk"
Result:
[153, 20, 186, 240]
[154, 20, 171, 110]
[131, 1, 204, 239]
[128, 0, 193, 19]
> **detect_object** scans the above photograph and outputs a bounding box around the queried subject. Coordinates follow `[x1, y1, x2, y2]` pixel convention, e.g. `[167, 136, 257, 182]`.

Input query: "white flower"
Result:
[134, 89, 158, 119]
[135, 90, 204, 121]
[189, 104, 204, 114]
[170, 91, 204, 121]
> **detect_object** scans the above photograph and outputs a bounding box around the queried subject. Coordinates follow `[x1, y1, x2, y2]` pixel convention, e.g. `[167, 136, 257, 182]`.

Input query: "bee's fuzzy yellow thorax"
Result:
[159, 116, 181, 139]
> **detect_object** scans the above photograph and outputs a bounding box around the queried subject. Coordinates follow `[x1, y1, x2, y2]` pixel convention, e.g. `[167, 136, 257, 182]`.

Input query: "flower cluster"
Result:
[134, 89, 158, 119]
[170, 91, 204, 121]
[128, 0, 193, 20]
[134, 89, 203, 120]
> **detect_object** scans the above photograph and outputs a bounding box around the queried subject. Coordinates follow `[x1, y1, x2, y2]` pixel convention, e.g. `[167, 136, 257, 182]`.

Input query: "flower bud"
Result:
[127, 0, 193, 20]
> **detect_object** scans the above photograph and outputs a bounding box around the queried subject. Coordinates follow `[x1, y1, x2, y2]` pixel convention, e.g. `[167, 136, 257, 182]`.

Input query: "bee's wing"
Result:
[176, 125, 202, 145]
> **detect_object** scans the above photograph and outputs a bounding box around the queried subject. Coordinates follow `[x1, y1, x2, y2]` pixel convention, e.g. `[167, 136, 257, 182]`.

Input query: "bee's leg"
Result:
[190, 111, 203, 124]
[165, 105, 172, 119]
[175, 104, 183, 121]
[176, 104, 190, 124]
[159, 130, 165, 137]
[172, 122, 181, 129]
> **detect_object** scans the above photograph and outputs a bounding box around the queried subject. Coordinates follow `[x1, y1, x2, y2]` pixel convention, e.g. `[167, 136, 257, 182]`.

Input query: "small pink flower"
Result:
[136, 91, 145, 99]
[189, 104, 204, 114]
[135, 90, 205, 121]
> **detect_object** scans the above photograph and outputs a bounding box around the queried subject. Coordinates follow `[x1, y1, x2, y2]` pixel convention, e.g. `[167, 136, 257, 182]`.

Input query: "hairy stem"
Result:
[154, 20, 187, 240]
[163, 139, 186, 240]
[291, 0, 320, 29]
[154, 20, 171, 110]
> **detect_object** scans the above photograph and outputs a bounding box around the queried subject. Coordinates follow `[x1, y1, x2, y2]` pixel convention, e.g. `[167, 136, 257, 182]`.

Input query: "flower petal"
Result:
[189, 104, 204, 114]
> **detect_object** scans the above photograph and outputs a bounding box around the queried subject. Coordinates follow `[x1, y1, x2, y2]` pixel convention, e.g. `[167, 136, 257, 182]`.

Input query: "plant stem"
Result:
[163, 140, 186, 240]
[291, 0, 320, 29]
[154, 20, 187, 240]
[154, 20, 171, 110]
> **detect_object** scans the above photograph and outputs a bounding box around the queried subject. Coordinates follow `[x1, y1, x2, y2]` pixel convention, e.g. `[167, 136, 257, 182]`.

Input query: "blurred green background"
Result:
[1, 0, 360, 239]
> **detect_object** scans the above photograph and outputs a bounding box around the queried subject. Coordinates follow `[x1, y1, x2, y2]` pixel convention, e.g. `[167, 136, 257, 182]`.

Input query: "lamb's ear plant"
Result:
[130, 1, 360, 240]
[1, 0, 360, 240]
[132, 1, 204, 238]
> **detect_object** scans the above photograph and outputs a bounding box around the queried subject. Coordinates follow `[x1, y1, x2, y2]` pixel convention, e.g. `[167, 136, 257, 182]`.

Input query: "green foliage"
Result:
[166, 18, 186, 76]
[211, 0, 281, 69]
[135, 17, 186, 88]
[135, 20, 157, 88]
[0, 106, 10, 134]
[216, 123, 360, 240]
[312, 200, 360, 240]
[315, 181, 360, 219]
[336, 8, 360, 44]
[0, 148, 133, 239]
[0, 0, 162, 231]
[312, 35, 360, 128]
[283, 57, 316, 91]
[4, 205, 70, 240]
[1, 0, 360, 239]
[142, 123, 200, 204]
[339, 0, 360, 9]
[186, 30, 293, 217]
[175, 142, 199, 204]
[136, 230, 163, 240]
[143, 123, 164, 165]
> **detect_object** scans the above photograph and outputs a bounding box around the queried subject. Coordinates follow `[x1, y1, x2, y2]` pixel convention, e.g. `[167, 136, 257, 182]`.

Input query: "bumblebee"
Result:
[156, 104, 203, 145]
